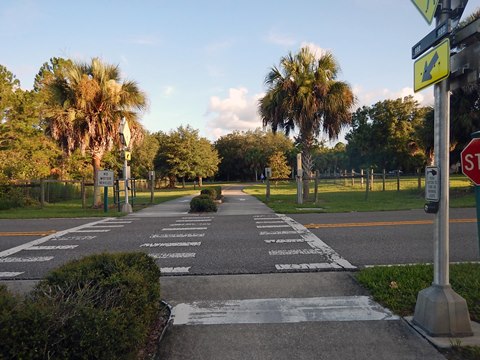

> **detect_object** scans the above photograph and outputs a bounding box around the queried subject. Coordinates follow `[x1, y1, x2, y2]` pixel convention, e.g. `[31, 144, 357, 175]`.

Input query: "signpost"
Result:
[119, 118, 132, 213]
[296, 153, 302, 205]
[411, 0, 473, 338]
[414, 38, 450, 92]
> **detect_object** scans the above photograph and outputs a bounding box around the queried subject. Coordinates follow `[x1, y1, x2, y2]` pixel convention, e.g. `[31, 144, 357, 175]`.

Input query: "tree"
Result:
[259, 47, 355, 199]
[40, 58, 147, 206]
[214, 129, 294, 181]
[267, 151, 291, 182]
[130, 131, 160, 178]
[346, 96, 430, 172]
[154, 126, 219, 187]
[0, 65, 60, 181]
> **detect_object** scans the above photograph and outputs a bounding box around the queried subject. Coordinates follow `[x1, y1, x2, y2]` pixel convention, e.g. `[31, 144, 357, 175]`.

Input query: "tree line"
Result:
[2, 39, 480, 207]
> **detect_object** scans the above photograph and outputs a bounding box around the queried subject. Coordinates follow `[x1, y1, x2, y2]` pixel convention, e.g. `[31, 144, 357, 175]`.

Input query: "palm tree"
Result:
[41, 58, 147, 206]
[259, 47, 355, 199]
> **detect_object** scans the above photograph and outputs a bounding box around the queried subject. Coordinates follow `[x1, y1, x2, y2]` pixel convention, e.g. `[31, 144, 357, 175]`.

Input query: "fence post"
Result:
[397, 170, 401, 191]
[382, 169, 386, 192]
[81, 179, 86, 209]
[352, 169, 355, 186]
[360, 169, 364, 188]
[370, 168, 374, 190]
[40, 179, 45, 209]
[365, 169, 370, 200]
[417, 168, 422, 190]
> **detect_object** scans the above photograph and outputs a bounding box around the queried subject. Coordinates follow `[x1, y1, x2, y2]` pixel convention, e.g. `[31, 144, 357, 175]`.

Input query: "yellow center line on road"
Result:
[0, 230, 57, 237]
[304, 218, 477, 229]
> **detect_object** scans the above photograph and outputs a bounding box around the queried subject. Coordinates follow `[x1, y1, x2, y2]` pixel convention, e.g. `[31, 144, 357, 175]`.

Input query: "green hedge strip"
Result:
[0, 252, 161, 360]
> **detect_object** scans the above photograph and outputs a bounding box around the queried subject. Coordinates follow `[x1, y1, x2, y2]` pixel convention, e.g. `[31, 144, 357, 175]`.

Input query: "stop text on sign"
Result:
[463, 153, 480, 171]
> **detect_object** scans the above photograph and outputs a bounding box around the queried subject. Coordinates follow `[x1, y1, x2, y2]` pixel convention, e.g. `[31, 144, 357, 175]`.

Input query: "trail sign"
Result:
[119, 118, 131, 148]
[414, 38, 450, 92]
[411, 0, 440, 25]
[97, 170, 114, 187]
[425, 166, 440, 202]
[461, 138, 480, 185]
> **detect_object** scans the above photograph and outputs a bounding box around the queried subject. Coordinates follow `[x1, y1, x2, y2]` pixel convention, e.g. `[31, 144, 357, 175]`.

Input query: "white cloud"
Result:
[162, 85, 174, 97]
[353, 85, 434, 108]
[300, 42, 328, 58]
[265, 29, 296, 46]
[205, 87, 264, 140]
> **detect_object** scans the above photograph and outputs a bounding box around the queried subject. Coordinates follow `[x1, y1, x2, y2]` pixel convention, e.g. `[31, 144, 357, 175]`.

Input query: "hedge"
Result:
[190, 194, 217, 212]
[0, 252, 161, 360]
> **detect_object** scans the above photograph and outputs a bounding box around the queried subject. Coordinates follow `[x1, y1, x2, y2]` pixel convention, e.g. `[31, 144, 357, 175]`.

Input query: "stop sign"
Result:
[461, 138, 480, 185]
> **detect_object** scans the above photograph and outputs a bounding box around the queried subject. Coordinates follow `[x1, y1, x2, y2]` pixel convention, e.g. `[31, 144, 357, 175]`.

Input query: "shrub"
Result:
[214, 186, 222, 200]
[1, 253, 161, 359]
[200, 188, 217, 200]
[0, 186, 28, 210]
[190, 194, 217, 212]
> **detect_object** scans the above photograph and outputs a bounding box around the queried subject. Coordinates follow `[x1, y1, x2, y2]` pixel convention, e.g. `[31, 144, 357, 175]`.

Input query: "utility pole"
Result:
[412, 0, 472, 337]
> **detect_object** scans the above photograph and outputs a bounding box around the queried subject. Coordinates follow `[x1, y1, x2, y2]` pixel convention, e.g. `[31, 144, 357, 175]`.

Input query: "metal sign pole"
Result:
[412, 0, 472, 337]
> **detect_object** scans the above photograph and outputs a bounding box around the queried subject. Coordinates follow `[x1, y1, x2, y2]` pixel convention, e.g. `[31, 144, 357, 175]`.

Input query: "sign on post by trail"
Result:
[461, 138, 480, 185]
[97, 170, 114, 187]
[414, 38, 450, 92]
[425, 166, 440, 202]
[411, 0, 440, 24]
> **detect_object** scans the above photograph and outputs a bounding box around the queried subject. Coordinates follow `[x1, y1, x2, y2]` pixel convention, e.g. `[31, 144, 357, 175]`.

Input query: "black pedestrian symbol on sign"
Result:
[427, 169, 437, 176]
[422, 52, 439, 82]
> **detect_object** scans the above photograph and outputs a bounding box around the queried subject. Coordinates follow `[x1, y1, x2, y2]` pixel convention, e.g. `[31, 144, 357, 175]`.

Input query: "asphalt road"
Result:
[0, 192, 477, 280]
[291, 208, 479, 266]
[1, 187, 473, 359]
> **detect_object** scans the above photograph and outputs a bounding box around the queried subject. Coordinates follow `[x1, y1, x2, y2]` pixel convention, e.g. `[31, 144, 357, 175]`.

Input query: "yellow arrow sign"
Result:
[414, 38, 450, 92]
[411, 0, 439, 24]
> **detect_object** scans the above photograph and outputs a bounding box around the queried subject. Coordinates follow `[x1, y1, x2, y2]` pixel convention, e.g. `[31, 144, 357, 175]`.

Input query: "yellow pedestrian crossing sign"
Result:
[414, 38, 450, 92]
[411, 0, 439, 25]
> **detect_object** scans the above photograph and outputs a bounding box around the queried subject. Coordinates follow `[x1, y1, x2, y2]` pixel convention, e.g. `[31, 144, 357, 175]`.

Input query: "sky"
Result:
[2, 0, 480, 143]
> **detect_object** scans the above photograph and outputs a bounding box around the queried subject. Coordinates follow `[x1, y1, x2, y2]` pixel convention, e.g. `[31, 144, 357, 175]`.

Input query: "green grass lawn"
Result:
[0, 186, 201, 219]
[244, 175, 475, 213]
[356, 263, 480, 359]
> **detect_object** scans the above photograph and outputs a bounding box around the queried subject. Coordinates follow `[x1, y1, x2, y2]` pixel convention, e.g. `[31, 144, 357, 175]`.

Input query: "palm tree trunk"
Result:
[92, 154, 102, 207]
[199, 176, 203, 188]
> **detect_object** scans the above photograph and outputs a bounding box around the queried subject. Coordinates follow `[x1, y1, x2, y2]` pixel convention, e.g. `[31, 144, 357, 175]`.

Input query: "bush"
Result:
[200, 188, 217, 200]
[0, 253, 161, 359]
[190, 194, 217, 212]
[0, 186, 28, 210]
[213, 186, 222, 200]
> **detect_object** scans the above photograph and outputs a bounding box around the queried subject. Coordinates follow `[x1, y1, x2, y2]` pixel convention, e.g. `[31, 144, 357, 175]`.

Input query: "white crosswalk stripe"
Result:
[26, 245, 78, 250]
[160, 267, 191, 274]
[0, 256, 54, 263]
[140, 242, 201, 247]
[149, 253, 196, 259]
[151, 233, 205, 238]
[0, 272, 24, 277]
[275, 263, 341, 270]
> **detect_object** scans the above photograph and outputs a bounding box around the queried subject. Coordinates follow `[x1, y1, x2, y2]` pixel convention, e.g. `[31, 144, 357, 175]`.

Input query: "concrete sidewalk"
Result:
[158, 272, 446, 360]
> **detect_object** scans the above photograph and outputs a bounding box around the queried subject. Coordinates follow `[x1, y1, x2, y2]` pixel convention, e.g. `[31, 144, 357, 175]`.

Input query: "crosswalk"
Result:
[144, 216, 213, 275]
[0, 213, 355, 279]
[0, 218, 137, 279]
[254, 214, 355, 272]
